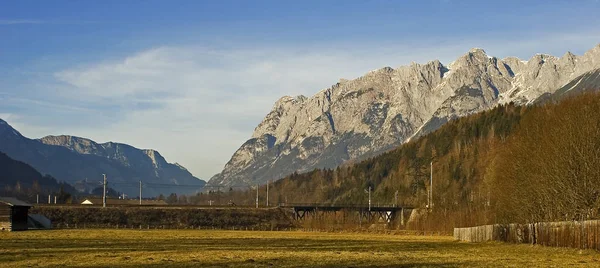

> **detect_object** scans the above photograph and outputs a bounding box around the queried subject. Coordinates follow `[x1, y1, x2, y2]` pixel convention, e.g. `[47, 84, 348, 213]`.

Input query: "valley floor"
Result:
[0, 229, 599, 267]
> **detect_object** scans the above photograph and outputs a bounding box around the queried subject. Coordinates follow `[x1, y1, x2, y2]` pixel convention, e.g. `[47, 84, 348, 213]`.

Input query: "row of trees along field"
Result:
[190, 92, 600, 232]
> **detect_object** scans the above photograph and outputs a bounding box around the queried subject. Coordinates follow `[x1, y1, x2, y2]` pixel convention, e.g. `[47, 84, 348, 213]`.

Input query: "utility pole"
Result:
[266, 180, 269, 207]
[255, 184, 259, 209]
[102, 174, 107, 208]
[54, 196, 57, 204]
[48, 194, 50, 204]
[429, 161, 433, 209]
[368, 186, 371, 211]
[217, 186, 221, 205]
[36, 194, 39, 204]
[139, 180, 142, 205]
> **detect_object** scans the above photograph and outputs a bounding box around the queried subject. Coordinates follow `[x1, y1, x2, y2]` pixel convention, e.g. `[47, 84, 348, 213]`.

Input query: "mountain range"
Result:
[208, 44, 600, 188]
[0, 150, 74, 193]
[0, 120, 205, 197]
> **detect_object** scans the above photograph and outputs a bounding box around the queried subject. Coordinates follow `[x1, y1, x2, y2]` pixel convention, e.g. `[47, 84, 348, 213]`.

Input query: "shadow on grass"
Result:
[1, 230, 487, 267]
[68, 259, 465, 268]
[0, 236, 474, 255]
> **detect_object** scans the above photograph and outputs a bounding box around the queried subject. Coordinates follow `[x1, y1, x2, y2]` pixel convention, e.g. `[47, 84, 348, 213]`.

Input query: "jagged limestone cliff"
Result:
[209, 44, 600, 187]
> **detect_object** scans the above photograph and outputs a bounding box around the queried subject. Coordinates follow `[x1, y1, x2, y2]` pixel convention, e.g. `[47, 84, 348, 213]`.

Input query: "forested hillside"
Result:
[0, 151, 75, 203]
[492, 93, 600, 223]
[195, 92, 600, 231]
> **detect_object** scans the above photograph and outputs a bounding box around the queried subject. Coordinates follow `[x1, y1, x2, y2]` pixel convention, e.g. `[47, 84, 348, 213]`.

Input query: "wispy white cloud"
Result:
[4, 27, 600, 180]
[0, 19, 106, 26]
[47, 45, 448, 179]
[0, 113, 16, 121]
[0, 19, 44, 25]
[5, 96, 92, 112]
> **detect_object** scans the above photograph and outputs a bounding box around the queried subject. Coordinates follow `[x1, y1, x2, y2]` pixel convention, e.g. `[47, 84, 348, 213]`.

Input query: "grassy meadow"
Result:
[1, 229, 599, 267]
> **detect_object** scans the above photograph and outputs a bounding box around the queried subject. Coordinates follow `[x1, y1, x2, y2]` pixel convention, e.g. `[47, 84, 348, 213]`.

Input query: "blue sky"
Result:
[1, 0, 600, 180]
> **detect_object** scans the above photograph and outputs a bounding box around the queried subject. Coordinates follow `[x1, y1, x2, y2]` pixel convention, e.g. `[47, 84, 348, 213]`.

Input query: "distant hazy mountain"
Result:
[0, 150, 73, 192]
[0, 120, 205, 197]
[208, 44, 600, 188]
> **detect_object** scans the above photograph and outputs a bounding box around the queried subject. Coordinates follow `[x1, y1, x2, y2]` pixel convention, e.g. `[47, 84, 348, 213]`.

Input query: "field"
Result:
[1, 230, 599, 267]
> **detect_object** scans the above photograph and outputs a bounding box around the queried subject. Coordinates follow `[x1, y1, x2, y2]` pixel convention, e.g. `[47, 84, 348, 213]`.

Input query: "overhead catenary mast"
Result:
[103, 174, 107, 208]
[266, 180, 269, 207]
[139, 180, 142, 205]
[364, 186, 372, 211]
[256, 184, 259, 209]
[430, 161, 433, 209]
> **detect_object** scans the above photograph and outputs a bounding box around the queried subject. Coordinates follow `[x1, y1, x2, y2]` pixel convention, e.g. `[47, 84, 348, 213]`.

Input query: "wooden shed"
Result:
[0, 197, 32, 231]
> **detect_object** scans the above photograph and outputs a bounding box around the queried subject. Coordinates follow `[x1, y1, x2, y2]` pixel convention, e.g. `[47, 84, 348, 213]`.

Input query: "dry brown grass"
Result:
[1, 229, 599, 267]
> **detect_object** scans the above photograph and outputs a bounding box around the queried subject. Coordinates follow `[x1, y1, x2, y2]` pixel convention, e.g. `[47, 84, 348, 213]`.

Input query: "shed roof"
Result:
[0, 197, 32, 207]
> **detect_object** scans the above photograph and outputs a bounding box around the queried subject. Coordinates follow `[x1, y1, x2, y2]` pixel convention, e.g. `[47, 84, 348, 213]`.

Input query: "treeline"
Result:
[31, 206, 295, 229]
[189, 92, 600, 232]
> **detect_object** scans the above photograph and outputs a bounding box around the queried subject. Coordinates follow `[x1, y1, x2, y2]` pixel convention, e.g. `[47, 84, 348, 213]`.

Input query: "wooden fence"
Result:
[454, 220, 600, 250]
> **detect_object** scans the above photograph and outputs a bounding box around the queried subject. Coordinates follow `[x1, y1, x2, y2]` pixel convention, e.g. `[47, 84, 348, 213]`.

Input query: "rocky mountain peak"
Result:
[500, 57, 527, 74]
[558, 52, 578, 72]
[0, 119, 24, 138]
[39, 135, 104, 155]
[579, 43, 600, 69]
[562, 51, 577, 59]
[209, 44, 600, 188]
[469, 47, 490, 57]
[453, 48, 494, 70]
[469, 47, 486, 53]
[528, 53, 557, 66]
[586, 43, 600, 55]
[2, 125, 205, 196]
